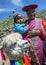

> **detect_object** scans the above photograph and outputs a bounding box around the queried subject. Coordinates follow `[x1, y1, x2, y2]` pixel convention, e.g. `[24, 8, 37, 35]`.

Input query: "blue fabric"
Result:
[13, 23, 27, 33]
[10, 60, 15, 65]
[10, 60, 21, 65]
[10, 60, 18, 65]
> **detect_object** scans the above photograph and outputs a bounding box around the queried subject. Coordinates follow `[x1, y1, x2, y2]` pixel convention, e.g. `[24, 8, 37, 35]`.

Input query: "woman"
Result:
[22, 4, 46, 65]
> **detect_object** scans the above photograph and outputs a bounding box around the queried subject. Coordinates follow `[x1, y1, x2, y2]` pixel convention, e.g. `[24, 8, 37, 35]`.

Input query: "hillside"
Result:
[0, 10, 46, 43]
[0, 16, 14, 43]
[36, 10, 46, 20]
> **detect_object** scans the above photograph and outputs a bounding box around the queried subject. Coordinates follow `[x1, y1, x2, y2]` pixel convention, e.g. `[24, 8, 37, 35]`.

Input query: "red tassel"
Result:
[23, 53, 30, 65]
[0, 50, 5, 60]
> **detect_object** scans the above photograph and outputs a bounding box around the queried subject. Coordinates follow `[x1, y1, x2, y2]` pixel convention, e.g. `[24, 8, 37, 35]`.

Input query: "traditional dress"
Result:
[24, 18, 44, 65]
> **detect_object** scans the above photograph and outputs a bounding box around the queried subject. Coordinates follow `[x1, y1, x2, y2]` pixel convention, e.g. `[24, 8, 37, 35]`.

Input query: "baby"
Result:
[13, 13, 27, 33]
[13, 13, 34, 40]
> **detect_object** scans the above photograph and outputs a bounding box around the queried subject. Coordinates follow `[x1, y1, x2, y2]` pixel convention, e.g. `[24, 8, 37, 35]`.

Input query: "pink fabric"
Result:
[39, 38, 43, 65]
[22, 20, 34, 40]
[25, 20, 34, 30]
[0, 50, 5, 60]
[31, 19, 43, 65]
[39, 19, 43, 65]
[25, 25, 29, 30]
[39, 19, 43, 30]
[22, 19, 43, 65]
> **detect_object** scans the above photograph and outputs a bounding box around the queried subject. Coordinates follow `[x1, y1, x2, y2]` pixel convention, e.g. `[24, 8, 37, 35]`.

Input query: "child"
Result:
[13, 13, 27, 33]
[13, 13, 34, 39]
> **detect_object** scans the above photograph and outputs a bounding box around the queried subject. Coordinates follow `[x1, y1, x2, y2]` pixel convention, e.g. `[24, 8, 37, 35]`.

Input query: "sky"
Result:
[0, 0, 46, 20]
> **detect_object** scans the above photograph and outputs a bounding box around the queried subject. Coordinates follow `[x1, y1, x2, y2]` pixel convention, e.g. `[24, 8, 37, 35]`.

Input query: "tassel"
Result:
[23, 53, 30, 65]
[0, 50, 5, 60]
[14, 59, 24, 65]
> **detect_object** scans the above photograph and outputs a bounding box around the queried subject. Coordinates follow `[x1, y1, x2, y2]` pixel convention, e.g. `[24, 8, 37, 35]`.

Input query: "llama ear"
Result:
[0, 45, 3, 49]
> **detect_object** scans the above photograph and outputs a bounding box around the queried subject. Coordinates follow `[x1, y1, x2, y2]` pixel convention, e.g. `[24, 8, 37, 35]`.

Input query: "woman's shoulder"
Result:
[35, 17, 42, 20]
[35, 18, 46, 29]
[35, 18, 44, 23]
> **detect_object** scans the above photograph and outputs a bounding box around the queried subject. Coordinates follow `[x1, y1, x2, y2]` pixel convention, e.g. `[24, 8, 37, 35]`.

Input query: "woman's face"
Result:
[27, 9, 35, 20]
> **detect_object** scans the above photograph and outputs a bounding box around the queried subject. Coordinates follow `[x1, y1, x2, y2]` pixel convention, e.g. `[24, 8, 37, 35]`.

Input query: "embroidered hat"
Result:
[22, 4, 38, 12]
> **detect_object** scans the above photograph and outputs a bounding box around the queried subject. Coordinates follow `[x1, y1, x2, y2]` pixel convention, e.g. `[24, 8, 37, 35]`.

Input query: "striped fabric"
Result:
[10, 53, 30, 65]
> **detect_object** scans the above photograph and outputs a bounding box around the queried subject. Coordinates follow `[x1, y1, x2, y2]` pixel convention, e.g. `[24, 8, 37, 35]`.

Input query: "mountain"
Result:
[0, 16, 14, 43]
[36, 10, 46, 21]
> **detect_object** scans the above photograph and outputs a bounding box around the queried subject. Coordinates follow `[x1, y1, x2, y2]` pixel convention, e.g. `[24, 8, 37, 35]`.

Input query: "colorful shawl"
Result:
[28, 18, 43, 65]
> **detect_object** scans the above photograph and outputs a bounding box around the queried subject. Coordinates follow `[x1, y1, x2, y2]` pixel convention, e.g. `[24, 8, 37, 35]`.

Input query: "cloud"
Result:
[11, 0, 24, 7]
[0, 8, 14, 13]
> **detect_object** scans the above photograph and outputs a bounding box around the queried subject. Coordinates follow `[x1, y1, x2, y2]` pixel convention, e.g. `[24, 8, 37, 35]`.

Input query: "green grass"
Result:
[0, 43, 2, 46]
[0, 16, 12, 22]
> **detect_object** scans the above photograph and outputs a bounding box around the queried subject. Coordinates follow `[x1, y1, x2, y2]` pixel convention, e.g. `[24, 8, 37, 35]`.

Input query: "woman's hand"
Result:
[27, 30, 35, 38]
[27, 30, 41, 38]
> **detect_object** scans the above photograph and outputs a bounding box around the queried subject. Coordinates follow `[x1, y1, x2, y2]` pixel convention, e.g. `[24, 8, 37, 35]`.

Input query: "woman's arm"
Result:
[27, 30, 42, 38]
[42, 19, 46, 30]
[27, 19, 46, 38]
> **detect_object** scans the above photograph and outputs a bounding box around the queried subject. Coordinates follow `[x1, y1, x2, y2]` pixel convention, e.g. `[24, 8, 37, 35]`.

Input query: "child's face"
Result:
[16, 14, 24, 23]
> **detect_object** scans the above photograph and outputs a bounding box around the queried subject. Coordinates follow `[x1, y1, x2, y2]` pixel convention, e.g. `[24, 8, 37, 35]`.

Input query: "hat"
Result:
[13, 13, 21, 19]
[22, 4, 38, 12]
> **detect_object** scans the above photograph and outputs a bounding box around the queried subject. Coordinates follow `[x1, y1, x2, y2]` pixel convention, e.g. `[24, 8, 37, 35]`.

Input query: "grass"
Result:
[0, 43, 2, 46]
[0, 16, 12, 22]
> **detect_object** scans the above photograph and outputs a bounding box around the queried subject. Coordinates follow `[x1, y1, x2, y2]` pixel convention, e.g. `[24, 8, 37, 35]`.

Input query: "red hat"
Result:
[22, 4, 38, 12]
